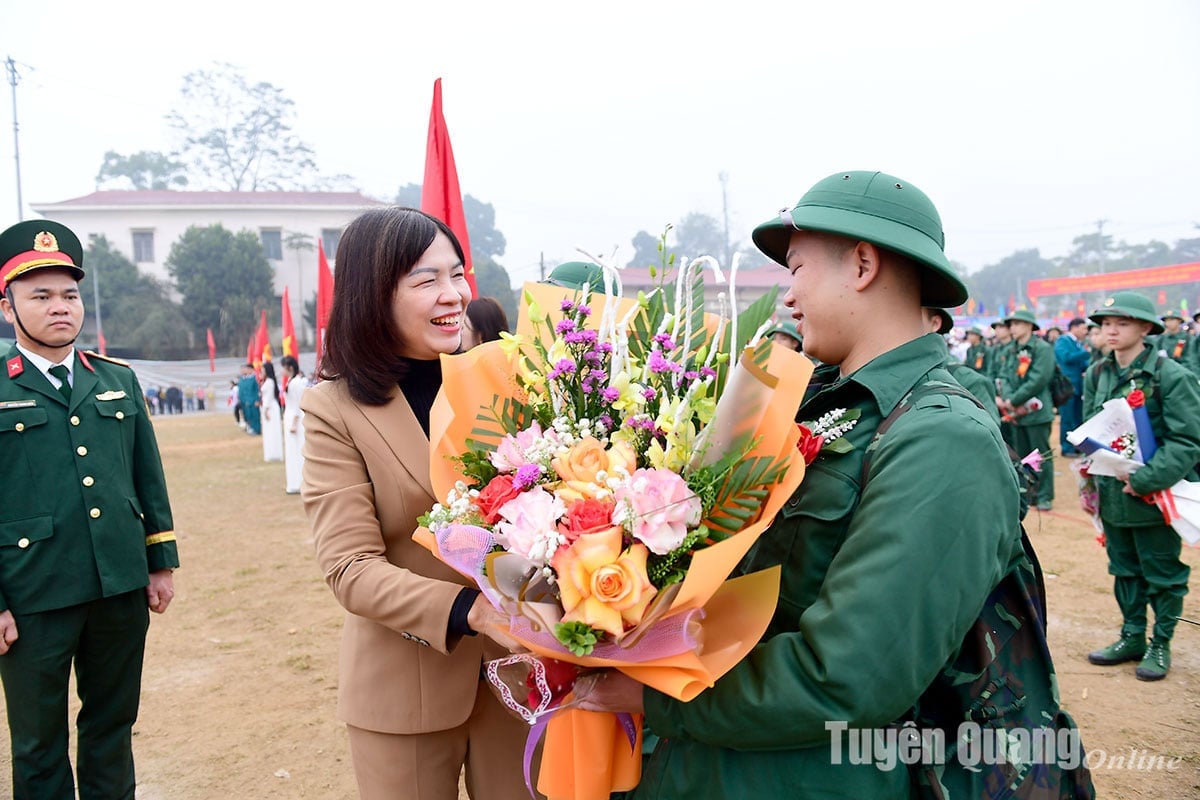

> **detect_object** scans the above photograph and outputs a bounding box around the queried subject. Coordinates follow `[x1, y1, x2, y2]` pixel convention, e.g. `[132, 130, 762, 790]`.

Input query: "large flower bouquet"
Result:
[414, 252, 813, 800]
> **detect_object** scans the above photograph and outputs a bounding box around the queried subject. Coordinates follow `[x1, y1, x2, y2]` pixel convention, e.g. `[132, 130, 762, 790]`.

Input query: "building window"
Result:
[132, 231, 155, 263]
[260, 229, 283, 261]
[321, 228, 341, 261]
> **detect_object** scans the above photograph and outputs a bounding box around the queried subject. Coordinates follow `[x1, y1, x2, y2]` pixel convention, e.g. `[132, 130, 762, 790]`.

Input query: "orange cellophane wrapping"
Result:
[416, 281, 814, 800]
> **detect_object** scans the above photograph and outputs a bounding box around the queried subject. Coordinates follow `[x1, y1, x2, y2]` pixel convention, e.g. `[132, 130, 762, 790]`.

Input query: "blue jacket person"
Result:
[0, 220, 179, 800]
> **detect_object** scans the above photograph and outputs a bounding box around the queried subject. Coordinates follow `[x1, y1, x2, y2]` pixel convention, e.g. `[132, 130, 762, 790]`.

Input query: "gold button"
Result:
[17, 537, 29, 549]
[82, 476, 95, 487]
[115, 411, 125, 420]
[76, 446, 87, 456]
[14, 422, 24, 432]
[70, 416, 80, 426]
[89, 508, 101, 519]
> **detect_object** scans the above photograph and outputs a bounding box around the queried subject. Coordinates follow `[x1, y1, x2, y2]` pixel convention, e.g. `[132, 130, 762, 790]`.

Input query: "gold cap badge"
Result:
[33, 231, 59, 252]
[1104, 298, 1115, 307]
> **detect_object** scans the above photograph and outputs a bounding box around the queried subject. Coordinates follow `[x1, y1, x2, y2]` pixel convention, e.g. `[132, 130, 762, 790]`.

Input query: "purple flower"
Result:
[547, 359, 577, 379]
[699, 366, 716, 379]
[648, 351, 682, 375]
[577, 305, 592, 318]
[601, 387, 621, 403]
[564, 329, 598, 346]
[556, 318, 578, 335]
[560, 299, 576, 313]
[512, 463, 543, 490]
[641, 386, 657, 401]
[653, 334, 676, 350]
[684, 370, 699, 381]
[598, 414, 614, 431]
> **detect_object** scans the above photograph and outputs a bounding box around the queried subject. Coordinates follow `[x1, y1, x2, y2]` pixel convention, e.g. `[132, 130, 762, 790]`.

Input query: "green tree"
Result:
[167, 62, 318, 190]
[79, 237, 192, 358]
[95, 150, 189, 190]
[394, 183, 507, 259]
[627, 230, 663, 269]
[473, 255, 517, 327]
[166, 224, 275, 353]
[965, 249, 1056, 312]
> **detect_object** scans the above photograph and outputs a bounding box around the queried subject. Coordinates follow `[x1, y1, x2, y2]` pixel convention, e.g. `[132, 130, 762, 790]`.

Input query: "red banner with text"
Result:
[1027, 261, 1200, 302]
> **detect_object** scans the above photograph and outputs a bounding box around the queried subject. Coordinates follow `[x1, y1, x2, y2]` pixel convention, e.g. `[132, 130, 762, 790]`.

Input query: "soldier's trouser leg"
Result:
[74, 590, 149, 800]
[0, 603, 87, 800]
[1014, 422, 1054, 504]
[1000, 420, 1016, 450]
[1104, 523, 1148, 637]
[1132, 524, 1190, 643]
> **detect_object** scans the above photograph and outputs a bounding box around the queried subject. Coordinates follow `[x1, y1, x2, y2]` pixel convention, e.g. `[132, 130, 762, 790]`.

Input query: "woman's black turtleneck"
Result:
[397, 357, 442, 438]
[399, 355, 481, 638]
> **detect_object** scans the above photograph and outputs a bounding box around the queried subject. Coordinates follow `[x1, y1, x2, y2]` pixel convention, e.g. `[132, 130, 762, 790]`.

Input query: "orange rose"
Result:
[553, 437, 636, 502]
[551, 528, 656, 639]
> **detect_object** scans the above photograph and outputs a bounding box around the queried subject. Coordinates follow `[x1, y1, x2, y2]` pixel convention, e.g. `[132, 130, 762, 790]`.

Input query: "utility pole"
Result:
[719, 171, 732, 267]
[539, 251, 545, 282]
[6, 57, 23, 221]
[1095, 219, 1108, 273]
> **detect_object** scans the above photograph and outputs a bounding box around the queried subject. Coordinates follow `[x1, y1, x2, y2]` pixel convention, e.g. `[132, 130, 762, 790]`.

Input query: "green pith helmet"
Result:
[764, 319, 802, 344]
[546, 261, 605, 292]
[1161, 309, 1183, 322]
[1090, 291, 1165, 335]
[1003, 307, 1040, 331]
[967, 326, 983, 336]
[0, 219, 85, 294]
[751, 171, 966, 307]
[923, 307, 953, 335]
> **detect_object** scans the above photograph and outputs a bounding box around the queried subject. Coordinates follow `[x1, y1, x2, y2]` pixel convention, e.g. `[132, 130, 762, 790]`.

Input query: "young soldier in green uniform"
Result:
[1083, 291, 1200, 681]
[1154, 310, 1190, 366]
[580, 171, 1092, 799]
[997, 307, 1056, 510]
[1087, 321, 1107, 365]
[962, 325, 989, 374]
[0, 220, 179, 799]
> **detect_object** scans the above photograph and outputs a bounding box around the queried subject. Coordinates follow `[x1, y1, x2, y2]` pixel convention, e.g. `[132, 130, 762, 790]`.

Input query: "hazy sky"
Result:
[2, 0, 1197, 286]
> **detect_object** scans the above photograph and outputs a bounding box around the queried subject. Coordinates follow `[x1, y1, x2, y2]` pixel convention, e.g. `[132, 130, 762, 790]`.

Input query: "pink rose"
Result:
[612, 468, 701, 555]
[495, 487, 566, 564]
[475, 474, 521, 525]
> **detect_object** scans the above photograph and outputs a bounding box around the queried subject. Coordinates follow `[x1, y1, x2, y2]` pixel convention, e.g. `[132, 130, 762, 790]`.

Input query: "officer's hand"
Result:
[576, 671, 645, 715]
[147, 570, 175, 614]
[0, 610, 18, 655]
[466, 595, 524, 652]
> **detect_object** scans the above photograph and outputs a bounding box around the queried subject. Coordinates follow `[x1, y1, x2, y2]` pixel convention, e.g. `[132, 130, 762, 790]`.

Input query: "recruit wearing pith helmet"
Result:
[546, 261, 605, 292]
[0, 219, 85, 294]
[1003, 307, 1040, 331]
[1089, 291, 1165, 335]
[752, 171, 966, 308]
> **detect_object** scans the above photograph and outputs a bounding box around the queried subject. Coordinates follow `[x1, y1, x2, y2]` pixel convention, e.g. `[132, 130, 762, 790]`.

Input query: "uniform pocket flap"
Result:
[95, 398, 140, 419]
[0, 405, 48, 432]
[0, 515, 53, 547]
[779, 464, 859, 522]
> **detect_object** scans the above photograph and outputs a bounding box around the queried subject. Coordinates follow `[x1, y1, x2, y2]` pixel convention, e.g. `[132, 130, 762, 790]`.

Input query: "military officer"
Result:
[0, 220, 179, 799]
[996, 307, 1056, 510]
[1083, 291, 1200, 681]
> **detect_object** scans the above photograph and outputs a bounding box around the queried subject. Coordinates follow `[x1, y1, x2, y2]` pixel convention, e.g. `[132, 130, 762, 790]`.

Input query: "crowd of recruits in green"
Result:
[957, 299, 1200, 682]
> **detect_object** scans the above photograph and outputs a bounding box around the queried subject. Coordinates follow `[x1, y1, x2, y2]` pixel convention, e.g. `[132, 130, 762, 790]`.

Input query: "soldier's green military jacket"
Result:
[944, 357, 1001, 425]
[963, 342, 989, 375]
[0, 346, 178, 615]
[996, 335, 1054, 426]
[986, 339, 1011, 384]
[1153, 330, 1192, 366]
[1082, 345, 1200, 527]
[634, 335, 1033, 800]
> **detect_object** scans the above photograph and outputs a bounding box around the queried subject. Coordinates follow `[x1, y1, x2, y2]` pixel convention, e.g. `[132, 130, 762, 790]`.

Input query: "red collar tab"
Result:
[77, 350, 95, 373]
[6, 356, 23, 378]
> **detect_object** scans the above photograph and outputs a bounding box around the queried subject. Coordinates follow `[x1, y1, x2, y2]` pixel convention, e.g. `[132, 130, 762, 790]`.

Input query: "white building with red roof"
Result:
[29, 190, 387, 340]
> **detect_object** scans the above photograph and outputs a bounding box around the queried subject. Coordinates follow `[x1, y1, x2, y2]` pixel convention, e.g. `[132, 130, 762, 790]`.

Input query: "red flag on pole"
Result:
[97, 330, 108, 357]
[420, 78, 477, 296]
[206, 328, 216, 373]
[1076, 298, 1086, 317]
[316, 240, 334, 370]
[281, 287, 297, 358]
[254, 309, 270, 368]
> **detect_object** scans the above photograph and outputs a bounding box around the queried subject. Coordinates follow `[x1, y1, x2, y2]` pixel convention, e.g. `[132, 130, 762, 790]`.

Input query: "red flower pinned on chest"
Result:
[795, 423, 825, 466]
[1016, 352, 1032, 378]
[1126, 388, 1146, 409]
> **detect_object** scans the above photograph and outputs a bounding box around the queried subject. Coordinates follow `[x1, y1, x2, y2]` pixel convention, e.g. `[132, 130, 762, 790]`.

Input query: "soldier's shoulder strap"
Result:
[83, 350, 132, 368]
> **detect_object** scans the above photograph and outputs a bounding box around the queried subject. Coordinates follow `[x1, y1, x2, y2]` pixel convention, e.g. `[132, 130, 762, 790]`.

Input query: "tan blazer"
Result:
[301, 379, 504, 735]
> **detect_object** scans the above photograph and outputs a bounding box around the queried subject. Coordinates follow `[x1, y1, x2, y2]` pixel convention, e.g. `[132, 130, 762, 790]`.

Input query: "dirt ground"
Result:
[1, 412, 1197, 798]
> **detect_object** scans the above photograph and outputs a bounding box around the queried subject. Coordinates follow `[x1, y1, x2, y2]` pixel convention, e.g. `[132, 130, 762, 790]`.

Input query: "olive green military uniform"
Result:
[997, 328, 1055, 508]
[0, 345, 178, 799]
[1084, 345, 1200, 663]
[1154, 330, 1191, 366]
[963, 341, 989, 375]
[635, 336, 1069, 799]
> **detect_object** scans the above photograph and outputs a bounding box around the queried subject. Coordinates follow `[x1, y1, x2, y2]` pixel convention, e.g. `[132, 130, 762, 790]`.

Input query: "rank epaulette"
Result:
[83, 350, 132, 368]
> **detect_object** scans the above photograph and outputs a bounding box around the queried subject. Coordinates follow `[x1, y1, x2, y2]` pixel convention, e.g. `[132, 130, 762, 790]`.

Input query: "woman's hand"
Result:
[467, 595, 524, 651]
[575, 671, 645, 714]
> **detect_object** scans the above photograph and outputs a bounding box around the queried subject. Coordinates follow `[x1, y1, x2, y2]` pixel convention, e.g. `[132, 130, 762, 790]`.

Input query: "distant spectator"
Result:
[462, 296, 510, 349]
[145, 384, 159, 415]
[195, 384, 207, 412]
[229, 380, 243, 427]
[184, 385, 195, 412]
[165, 385, 183, 414]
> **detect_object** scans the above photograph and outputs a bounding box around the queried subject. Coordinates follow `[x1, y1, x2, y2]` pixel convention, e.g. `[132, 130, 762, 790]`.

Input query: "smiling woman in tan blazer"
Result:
[301, 207, 536, 800]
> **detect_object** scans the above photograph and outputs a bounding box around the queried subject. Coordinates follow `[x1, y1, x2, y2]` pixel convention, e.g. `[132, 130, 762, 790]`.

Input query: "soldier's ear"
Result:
[0, 294, 13, 325]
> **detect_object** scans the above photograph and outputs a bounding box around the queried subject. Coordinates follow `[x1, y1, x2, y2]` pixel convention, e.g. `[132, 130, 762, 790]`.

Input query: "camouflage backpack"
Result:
[863, 380, 1096, 800]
